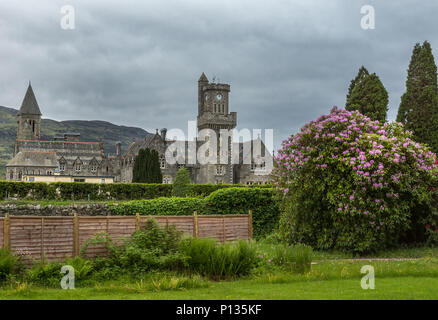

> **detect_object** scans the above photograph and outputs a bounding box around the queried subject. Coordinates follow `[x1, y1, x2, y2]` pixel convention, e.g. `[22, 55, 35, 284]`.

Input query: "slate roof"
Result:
[6, 151, 58, 168]
[18, 83, 42, 116]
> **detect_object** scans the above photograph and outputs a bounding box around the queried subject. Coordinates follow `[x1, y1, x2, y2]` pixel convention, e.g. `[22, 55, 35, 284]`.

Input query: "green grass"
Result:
[256, 240, 438, 261]
[2, 258, 438, 300]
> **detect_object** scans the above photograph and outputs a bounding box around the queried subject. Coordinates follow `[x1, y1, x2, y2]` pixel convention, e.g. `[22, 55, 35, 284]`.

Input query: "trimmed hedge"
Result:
[0, 181, 172, 201]
[0, 181, 271, 201]
[110, 187, 279, 238]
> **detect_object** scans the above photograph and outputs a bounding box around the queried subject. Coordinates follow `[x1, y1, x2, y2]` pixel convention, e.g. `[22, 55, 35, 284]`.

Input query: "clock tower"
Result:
[196, 73, 237, 184]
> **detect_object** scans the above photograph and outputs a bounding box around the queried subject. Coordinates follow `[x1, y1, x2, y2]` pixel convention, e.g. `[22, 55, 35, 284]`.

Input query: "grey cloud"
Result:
[1, 0, 438, 150]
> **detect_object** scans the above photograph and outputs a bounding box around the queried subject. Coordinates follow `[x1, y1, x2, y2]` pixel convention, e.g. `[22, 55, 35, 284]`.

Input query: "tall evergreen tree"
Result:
[132, 148, 163, 183]
[397, 41, 438, 153]
[172, 167, 191, 197]
[346, 66, 369, 103]
[346, 72, 389, 122]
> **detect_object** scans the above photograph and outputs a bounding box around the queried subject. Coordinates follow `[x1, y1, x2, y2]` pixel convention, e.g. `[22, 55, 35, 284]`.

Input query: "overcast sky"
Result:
[1, 0, 438, 150]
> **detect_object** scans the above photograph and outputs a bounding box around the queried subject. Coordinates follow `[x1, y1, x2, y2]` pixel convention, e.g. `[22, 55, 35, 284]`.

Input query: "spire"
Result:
[18, 82, 41, 115]
[198, 72, 208, 82]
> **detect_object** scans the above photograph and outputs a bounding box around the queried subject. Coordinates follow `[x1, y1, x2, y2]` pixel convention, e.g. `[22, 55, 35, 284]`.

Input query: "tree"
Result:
[272, 107, 438, 253]
[397, 41, 438, 153]
[346, 72, 389, 122]
[132, 148, 163, 183]
[172, 167, 191, 197]
[346, 66, 369, 102]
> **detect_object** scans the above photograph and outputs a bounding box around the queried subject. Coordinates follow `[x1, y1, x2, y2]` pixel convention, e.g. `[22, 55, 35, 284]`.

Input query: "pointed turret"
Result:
[18, 82, 41, 115]
[15, 83, 42, 148]
[198, 72, 208, 83]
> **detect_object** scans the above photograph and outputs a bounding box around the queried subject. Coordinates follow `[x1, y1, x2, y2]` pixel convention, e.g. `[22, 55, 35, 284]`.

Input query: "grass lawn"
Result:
[2, 258, 438, 300]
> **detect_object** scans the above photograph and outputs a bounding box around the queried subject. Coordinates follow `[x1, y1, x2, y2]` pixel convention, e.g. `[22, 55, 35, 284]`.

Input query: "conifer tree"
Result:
[346, 72, 389, 122]
[132, 148, 163, 183]
[397, 41, 438, 153]
[346, 66, 369, 102]
[172, 167, 191, 197]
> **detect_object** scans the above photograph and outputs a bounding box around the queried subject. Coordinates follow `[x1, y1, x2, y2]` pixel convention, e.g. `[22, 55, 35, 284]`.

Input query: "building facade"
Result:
[7, 75, 272, 185]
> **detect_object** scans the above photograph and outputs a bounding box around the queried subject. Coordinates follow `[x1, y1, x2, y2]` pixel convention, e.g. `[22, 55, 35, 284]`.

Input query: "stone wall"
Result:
[0, 203, 113, 217]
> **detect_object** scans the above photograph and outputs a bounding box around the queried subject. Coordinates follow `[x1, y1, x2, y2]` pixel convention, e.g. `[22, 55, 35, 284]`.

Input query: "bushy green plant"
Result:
[111, 187, 280, 238]
[273, 107, 438, 253]
[81, 219, 188, 276]
[110, 197, 205, 216]
[0, 249, 24, 283]
[26, 260, 64, 287]
[272, 244, 313, 274]
[118, 219, 187, 272]
[204, 187, 279, 238]
[179, 238, 259, 280]
[0, 180, 272, 201]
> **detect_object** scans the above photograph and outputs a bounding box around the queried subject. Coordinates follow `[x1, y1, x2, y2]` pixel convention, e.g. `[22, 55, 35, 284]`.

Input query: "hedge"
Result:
[110, 187, 279, 238]
[0, 181, 271, 201]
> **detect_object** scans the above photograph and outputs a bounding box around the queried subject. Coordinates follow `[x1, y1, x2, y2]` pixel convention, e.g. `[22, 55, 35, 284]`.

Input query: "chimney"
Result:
[160, 128, 167, 141]
[116, 141, 122, 156]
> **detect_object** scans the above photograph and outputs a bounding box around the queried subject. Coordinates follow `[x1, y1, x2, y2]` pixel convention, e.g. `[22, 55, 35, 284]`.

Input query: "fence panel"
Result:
[43, 217, 74, 262]
[78, 217, 108, 258]
[3, 214, 250, 263]
[198, 216, 225, 241]
[10, 217, 43, 264]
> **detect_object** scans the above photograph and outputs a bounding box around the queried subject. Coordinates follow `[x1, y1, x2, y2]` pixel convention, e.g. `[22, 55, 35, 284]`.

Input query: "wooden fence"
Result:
[0, 211, 253, 264]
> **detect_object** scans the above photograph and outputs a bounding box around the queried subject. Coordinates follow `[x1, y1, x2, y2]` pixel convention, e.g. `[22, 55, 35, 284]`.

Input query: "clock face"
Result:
[216, 93, 223, 101]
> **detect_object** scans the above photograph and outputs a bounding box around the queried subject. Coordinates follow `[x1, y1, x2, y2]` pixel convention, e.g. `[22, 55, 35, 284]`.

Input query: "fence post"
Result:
[193, 211, 199, 238]
[248, 210, 253, 239]
[40, 217, 44, 262]
[222, 216, 226, 243]
[4, 213, 10, 249]
[73, 213, 79, 257]
[136, 213, 140, 231]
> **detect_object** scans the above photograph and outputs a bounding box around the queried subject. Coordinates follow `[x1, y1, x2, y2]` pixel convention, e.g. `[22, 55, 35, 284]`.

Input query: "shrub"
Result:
[179, 237, 259, 280]
[81, 219, 188, 276]
[172, 167, 191, 197]
[204, 187, 280, 238]
[273, 107, 438, 253]
[26, 260, 64, 287]
[111, 197, 205, 216]
[118, 219, 187, 272]
[0, 249, 24, 283]
[272, 244, 313, 274]
[0, 181, 271, 201]
[111, 187, 280, 238]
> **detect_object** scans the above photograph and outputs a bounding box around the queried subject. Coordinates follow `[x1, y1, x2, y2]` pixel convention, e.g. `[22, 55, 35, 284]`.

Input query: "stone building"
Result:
[6, 75, 272, 185]
[6, 84, 115, 183]
[120, 73, 272, 184]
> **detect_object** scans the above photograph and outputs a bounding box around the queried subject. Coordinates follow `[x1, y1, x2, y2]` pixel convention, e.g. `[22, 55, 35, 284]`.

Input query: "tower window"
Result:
[216, 165, 224, 175]
[160, 155, 166, 169]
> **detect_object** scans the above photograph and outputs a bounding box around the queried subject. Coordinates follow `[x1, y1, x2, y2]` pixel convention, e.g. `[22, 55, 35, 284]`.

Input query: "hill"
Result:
[0, 106, 151, 179]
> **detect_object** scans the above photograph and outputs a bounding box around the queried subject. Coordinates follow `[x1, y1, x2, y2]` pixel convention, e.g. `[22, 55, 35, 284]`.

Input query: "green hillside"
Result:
[0, 106, 151, 179]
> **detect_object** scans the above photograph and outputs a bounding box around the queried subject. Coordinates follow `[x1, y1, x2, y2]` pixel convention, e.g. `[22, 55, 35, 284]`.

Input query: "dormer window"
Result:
[75, 164, 81, 172]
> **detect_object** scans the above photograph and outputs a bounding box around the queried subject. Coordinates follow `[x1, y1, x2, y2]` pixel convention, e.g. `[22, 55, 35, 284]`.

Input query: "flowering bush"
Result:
[273, 107, 438, 253]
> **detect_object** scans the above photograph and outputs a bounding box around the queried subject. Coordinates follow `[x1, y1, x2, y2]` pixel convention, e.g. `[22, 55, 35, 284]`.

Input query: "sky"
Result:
[0, 0, 438, 151]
